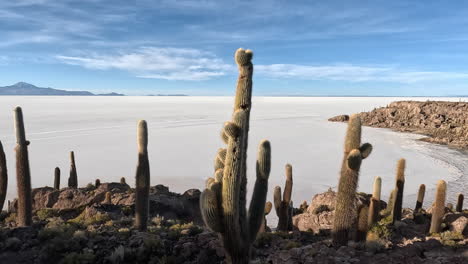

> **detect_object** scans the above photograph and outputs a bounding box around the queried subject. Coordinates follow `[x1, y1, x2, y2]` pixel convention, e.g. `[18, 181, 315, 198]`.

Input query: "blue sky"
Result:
[1, 0, 468, 96]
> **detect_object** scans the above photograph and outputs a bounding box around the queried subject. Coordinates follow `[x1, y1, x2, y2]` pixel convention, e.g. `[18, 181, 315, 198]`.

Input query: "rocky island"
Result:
[329, 101, 468, 149]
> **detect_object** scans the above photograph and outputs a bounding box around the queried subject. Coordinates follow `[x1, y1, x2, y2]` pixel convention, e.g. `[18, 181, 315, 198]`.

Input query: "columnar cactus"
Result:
[135, 120, 150, 231]
[68, 151, 78, 188]
[356, 205, 369, 242]
[95, 179, 101, 188]
[120, 177, 126, 185]
[415, 184, 425, 211]
[0, 141, 7, 211]
[104, 191, 112, 204]
[259, 201, 272, 234]
[14, 107, 32, 226]
[456, 193, 464, 212]
[368, 176, 381, 226]
[391, 159, 406, 223]
[54, 167, 60, 190]
[274, 163, 293, 231]
[200, 49, 272, 264]
[332, 115, 373, 245]
[429, 180, 446, 234]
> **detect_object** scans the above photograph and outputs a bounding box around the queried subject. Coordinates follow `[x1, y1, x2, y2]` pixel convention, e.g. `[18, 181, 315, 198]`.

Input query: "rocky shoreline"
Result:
[329, 101, 468, 149]
[1, 184, 468, 263]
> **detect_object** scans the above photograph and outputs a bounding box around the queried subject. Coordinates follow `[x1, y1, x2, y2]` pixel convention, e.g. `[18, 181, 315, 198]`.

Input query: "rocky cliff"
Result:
[329, 101, 468, 149]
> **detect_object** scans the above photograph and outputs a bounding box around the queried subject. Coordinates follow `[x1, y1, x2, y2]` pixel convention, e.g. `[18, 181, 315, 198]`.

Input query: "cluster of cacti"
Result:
[200, 48, 272, 264]
[54, 167, 60, 190]
[429, 180, 446, 233]
[14, 107, 33, 227]
[456, 193, 464, 212]
[0, 141, 7, 211]
[332, 114, 373, 245]
[391, 159, 406, 223]
[368, 176, 381, 227]
[414, 184, 425, 211]
[273, 164, 293, 231]
[135, 120, 150, 231]
[68, 151, 78, 188]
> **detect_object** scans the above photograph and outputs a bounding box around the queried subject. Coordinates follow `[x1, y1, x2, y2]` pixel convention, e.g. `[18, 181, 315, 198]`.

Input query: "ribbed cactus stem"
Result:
[456, 193, 464, 212]
[274, 163, 294, 231]
[429, 180, 447, 234]
[368, 176, 381, 227]
[392, 159, 406, 223]
[415, 184, 425, 211]
[14, 107, 32, 227]
[135, 120, 150, 231]
[54, 167, 60, 190]
[68, 151, 78, 188]
[120, 177, 126, 185]
[0, 141, 7, 211]
[95, 179, 101, 188]
[356, 205, 369, 242]
[332, 114, 373, 246]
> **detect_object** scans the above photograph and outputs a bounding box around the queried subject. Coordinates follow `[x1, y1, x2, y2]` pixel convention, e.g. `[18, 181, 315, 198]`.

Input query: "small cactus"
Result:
[95, 179, 101, 188]
[429, 180, 446, 234]
[120, 177, 126, 185]
[415, 184, 425, 211]
[447, 203, 454, 211]
[54, 167, 60, 190]
[332, 115, 373, 245]
[355, 205, 369, 242]
[456, 193, 464, 212]
[104, 192, 112, 204]
[0, 141, 7, 211]
[274, 164, 293, 231]
[14, 107, 32, 226]
[368, 176, 381, 227]
[135, 120, 150, 231]
[259, 201, 272, 234]
[68, 151, 78, 188]
[391, 159, 406, 223]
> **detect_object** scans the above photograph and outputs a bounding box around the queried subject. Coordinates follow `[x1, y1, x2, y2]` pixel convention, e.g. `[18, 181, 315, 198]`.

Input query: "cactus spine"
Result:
[54, 167, 60, 190]
[200, 49, 272, 264]
[274, 164, 293, 231]
[391, 159, 406, 223]
[429, 180, 446, 234]
[332, 115, 373, 245]
[415, 184, 425, 211]
[368, 176, 381, 227]
[0, 141, 7, 211]
[14, 107, 32, 226]
[456, 193, 464, 212]
[135, 120, 150, 231]
[68, 151, 78, 188]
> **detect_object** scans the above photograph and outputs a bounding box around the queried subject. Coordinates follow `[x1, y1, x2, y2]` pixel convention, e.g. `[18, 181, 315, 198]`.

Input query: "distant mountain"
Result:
[0, 82, 125, 96]
[147, 94, 188, 96]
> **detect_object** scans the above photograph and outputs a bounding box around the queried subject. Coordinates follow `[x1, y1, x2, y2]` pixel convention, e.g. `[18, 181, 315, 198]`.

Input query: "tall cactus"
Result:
[14, 107, 32, 226]
[0, 141, 8, 211]
[274, 164, 293, 231]
[68, 151, 78, 188]
[368, 176, 381, 226]
[54, 167, 60, 190]
[429, 180, 446, 234]
[332, 115, 373, 245]
[135, 120, 150, 231]
[391, 159, 406, 223]
[200, 48, 272, 264]
[415, 184, 425, 211]
[456, 193, 464, 212]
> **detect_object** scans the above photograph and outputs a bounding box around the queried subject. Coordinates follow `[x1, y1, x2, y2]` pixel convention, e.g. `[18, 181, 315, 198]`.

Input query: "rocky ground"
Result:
[1, 183, 468, 263]
[329, 101, 468, 149]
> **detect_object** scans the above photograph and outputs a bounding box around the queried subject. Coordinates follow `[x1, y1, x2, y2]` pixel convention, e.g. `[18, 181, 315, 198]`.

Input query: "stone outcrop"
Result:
[329, 101, 468, 149]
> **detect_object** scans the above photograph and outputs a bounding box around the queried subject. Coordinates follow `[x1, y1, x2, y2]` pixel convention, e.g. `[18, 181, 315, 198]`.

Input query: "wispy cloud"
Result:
[56, 47, 233, 81]
[256, 64, 468, 83]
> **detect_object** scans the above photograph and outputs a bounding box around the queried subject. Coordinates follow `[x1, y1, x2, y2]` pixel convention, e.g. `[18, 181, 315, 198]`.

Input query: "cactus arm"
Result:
[359, 143, 373, 159]
[248, 140, 271, 242]
[200, 188, 223, 232]
[273, 186, 282, 217]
